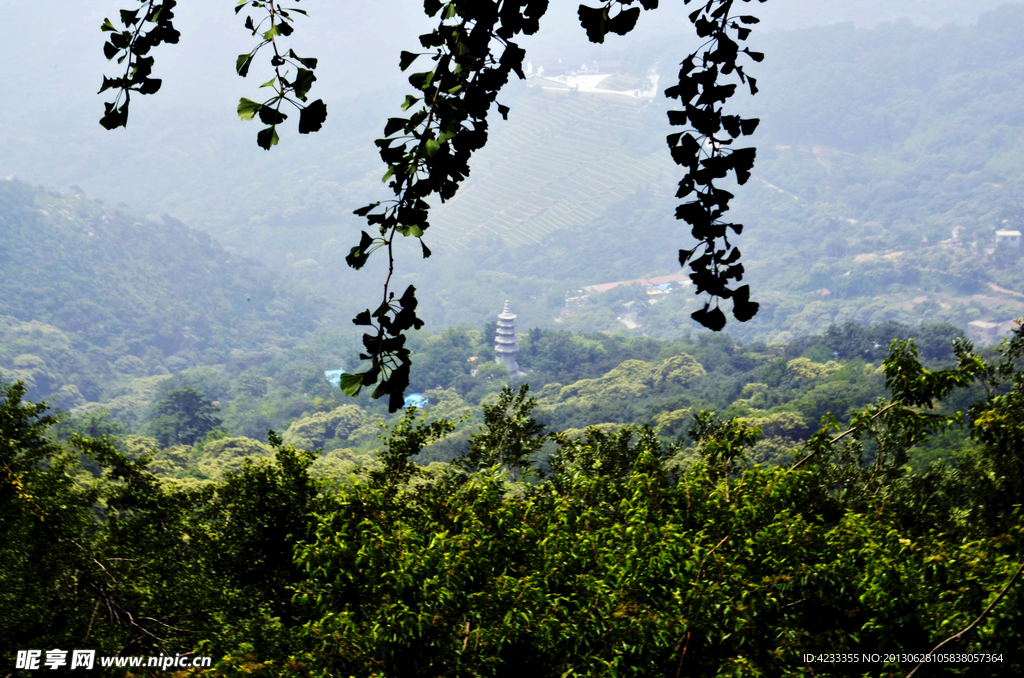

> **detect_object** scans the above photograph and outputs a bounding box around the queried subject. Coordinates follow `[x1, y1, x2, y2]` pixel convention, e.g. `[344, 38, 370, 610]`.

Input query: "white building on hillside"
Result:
[996, 230, 1021, 248]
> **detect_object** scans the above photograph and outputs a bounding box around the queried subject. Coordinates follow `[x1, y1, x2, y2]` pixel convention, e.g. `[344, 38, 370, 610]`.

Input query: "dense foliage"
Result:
[19, 314, 975, 485]
[3, 326, 1023, 675]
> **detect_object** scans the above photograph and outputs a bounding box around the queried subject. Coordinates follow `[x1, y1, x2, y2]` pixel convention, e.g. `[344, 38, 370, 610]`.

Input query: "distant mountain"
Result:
[0, 180, 322, 405]
[279, 0, 1024, 339]
[3, 4, 1023, 363]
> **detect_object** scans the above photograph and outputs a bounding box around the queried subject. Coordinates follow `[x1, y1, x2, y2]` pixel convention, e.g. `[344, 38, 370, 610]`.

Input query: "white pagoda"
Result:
[494, 300, 520, 374]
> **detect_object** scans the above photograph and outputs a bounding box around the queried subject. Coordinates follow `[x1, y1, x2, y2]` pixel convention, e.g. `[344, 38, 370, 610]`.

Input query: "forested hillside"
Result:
[4, 7, 1023, 343]
[4, 324, 1023, 675]
[29, 317, 972, 489]
[204, 6, 1024, 339]
[0, 180, 321, 408]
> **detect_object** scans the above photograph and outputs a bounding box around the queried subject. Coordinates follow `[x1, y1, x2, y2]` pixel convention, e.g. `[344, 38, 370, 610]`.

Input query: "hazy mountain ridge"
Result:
[243, 6, 1023, 343]
[0, 179, 321, 404]
[4, 5, 1024, 405]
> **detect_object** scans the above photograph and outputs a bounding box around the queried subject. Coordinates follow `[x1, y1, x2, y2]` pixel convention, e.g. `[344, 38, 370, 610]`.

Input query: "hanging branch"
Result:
[99, 0, 768, 407]
[790, 401, 903, 471]
[906, 561, 1024, 678]
[577, 0, 659, 42]
[666, 0, 765, 330]
[233, 0, 327, 149]
[98, 0, 180, 129]
[339, 0, 548, 412]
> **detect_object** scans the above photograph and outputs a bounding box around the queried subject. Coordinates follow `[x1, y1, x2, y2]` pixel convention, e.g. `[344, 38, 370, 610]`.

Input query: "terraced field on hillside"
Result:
[430, 89, 678, 250]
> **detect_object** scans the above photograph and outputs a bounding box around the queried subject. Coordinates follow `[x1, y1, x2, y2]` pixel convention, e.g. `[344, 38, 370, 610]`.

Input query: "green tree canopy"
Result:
[3, 325, 1024, 673]
[148, 385, 223, 446]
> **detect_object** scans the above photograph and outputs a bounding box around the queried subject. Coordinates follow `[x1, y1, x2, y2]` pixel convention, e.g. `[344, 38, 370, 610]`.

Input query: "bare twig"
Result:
[673, 535, 730, 676]
[83, 600, 100, 643]
[791, 401, 902, 471]
[674, 630, 691, 678]
[906, 560, 1024, 678]
[695, 535, 730, 584]
[780, 597, 807, 610]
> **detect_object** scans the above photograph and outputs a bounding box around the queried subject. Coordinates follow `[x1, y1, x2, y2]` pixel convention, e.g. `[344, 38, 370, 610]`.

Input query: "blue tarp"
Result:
[404, 393, 429, 409]
[326, 371, 428, 409]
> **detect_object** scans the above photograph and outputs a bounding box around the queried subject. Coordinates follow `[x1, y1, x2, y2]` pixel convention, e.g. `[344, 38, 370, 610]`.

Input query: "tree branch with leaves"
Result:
[233, 0, 327, 149]
[98, 0, 181, 129]
[99, 0, 766, 409]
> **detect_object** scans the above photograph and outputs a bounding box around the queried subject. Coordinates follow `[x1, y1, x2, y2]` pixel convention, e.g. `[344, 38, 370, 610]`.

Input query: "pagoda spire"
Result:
[494, 300, 519, 374]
